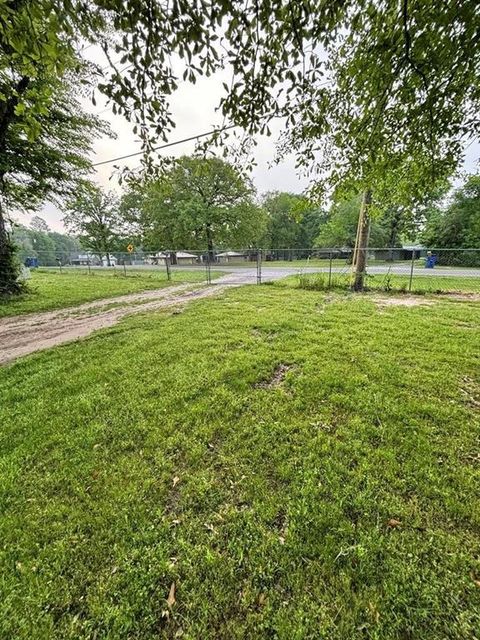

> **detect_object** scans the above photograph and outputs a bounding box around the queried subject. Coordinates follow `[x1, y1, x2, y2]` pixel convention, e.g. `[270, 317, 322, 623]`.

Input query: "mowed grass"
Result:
[0, 286, 479, 639]
[0, 268, 212, 318]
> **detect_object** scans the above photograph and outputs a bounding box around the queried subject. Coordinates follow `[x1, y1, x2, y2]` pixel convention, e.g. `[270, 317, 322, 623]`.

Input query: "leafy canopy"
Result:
[3, 1, 478, 192]
[121, 156, 266, 251]
[260, 191, 325, 250]
[1, 76, 110, 212]
[422, 175, 480, 249]
[0, 0, 343, 153]
[64, 182, 126, 259]
[278, 0, 480, 210]
[315, 197, 388, 249]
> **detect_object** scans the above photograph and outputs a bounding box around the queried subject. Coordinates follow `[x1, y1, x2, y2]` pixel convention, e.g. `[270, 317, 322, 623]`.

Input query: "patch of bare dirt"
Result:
[461, 451, 480, 466]
[372, 295, 435, 308]
[460, 376, 480, 410]
[0, 283, 232, 365]
[254, 363, 294, 389]
[438, 292, 480, 302]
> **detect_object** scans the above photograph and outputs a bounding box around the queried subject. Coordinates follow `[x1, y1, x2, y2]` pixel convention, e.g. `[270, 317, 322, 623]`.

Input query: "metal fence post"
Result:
[256, 248, 262, 284]
[205, 252, 211, 285]
[328, 251, 333, 288]
[408, 249, 416, 292]
[165, 254, 171, 281]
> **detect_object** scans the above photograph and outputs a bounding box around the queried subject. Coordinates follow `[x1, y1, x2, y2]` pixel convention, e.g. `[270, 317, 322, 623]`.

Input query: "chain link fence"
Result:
[8, 246, 480, 294]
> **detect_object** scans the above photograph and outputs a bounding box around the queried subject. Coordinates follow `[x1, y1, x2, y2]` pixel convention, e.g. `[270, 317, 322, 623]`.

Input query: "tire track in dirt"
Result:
[0, 283, 234, 365]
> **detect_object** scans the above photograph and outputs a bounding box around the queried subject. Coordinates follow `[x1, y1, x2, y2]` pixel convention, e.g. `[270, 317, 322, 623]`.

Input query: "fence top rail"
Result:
[12, 246, 480, 253]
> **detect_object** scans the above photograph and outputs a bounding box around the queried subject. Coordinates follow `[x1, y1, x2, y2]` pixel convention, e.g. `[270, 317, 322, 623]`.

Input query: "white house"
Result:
[71, 253, 97, 266]
[146, 252, 168, 265]
[101, 255, 118, 267]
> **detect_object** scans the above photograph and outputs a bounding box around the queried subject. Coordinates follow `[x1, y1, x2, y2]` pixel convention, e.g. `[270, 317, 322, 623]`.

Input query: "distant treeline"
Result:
[12, 218, 82, 265]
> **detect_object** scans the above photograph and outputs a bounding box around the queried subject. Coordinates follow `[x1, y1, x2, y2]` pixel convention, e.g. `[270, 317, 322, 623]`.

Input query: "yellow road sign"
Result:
[127, 244, 134, 253]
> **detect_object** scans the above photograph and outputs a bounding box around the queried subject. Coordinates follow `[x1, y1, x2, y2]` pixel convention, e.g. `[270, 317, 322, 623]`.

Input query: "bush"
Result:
[0, 238, 29, 296]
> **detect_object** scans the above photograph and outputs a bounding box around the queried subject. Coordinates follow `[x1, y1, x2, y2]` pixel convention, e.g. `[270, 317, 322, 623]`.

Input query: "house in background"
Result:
[70, 253, 98, 266]
[145, 251, 198, 265]
[101, 255, 118, 267]
[174, 251, 198, 265]
[216, 251, 248, 263]
[372, 245, 426, 262]
[146, 252, 168, 265]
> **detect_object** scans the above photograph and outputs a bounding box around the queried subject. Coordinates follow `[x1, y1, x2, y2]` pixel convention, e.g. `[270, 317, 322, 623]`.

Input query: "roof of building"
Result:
[147, 251, 197, 259]
[216, 251, 247, 257]
[176, 251, 198, 258]
[402, 244, 425, 250]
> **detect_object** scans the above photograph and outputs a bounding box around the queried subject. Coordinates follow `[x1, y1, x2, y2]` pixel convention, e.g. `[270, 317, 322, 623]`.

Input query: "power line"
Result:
[92, 125, 236, 167]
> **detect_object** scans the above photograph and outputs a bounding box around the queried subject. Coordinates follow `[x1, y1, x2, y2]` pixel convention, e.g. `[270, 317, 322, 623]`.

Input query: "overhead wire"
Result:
[92, 125, 236, 166]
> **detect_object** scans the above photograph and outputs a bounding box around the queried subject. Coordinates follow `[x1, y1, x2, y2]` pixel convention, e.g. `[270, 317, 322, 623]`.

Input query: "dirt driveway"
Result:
[0, 282, 232, 365]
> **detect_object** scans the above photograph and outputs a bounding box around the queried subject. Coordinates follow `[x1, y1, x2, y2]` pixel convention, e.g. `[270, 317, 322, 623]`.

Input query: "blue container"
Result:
[425, 255, 436, 269]
[24, 257, 39, 268]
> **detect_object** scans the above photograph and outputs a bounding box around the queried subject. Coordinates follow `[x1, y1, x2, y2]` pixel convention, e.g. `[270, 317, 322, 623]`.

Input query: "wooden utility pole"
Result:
[352, 189, 372, 292]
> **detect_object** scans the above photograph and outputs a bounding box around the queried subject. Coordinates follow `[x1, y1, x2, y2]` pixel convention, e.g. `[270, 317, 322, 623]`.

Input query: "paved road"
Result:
[44, 263, 480, 284]
[174, 264, 480, 283]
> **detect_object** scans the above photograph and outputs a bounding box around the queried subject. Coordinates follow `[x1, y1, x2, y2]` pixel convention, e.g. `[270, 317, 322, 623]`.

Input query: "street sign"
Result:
[127, 244, 134, 253]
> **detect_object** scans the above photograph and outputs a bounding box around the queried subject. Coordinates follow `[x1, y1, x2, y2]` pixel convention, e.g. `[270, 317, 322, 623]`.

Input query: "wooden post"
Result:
[352, 189, 372, 292]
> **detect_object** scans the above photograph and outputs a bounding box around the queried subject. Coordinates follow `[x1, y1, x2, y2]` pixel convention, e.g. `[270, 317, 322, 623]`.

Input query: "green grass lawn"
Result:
[0, 268, 212, 318]
[0, 286, 479, 639]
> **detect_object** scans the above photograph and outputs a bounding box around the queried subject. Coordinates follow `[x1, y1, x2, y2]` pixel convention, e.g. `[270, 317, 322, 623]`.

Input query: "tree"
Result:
[11, 223, 82, 264]
[64, 183, 124, 265]
[422, 175, 480, 263]
[0, 68, 109, 292]
[261, 192, 303, 252]
[11, 224, 55, 264]
[123, 156, 266, 256]
[260, 191, 325, 255]
[315, 196, 394, 248]
[47, 231, 82, 262]
[296, 208, 329, 252]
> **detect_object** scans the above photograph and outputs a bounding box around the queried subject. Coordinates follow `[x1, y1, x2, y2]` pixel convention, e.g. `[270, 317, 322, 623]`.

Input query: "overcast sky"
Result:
[15, 46, 480, 232]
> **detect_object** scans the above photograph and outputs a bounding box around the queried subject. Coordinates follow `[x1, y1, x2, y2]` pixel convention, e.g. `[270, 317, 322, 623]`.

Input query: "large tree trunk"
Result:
[352, 189, 372, 292]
